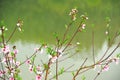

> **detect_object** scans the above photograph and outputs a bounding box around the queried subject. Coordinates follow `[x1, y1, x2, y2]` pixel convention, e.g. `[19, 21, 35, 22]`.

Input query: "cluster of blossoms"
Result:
[25, 46, 46, 80]
[26, 59, 43, 80]
[94, 57, 120, 74]
[16, 19, 23, 31]
[0, 26, 8, 36]
[48, 48, 63, 63]
[0, 45, 21, 80]
[69, 8, 78, 21]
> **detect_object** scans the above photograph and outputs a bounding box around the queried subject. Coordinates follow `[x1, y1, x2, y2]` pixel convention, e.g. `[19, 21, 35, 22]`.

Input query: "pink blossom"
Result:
[81, 24, 86, 30]
[69, 8, 78, 16]
[113, 58, 119, 64]
[13, 49, 18, 54]
[69, 8, 78, 21]
[51, 56, 57, 62]
[34, 48, 39, 52]
[15, 61, 20, 66]
[36, 75, 42, 80]
[105, 31, 108, 35]
[103, 65, 109, 71]
[0, 70, 6, 77]
[37, 65, 41, 71]
[34, 48, 43, 54]
[16, 20, 23, 32]
[26, 60, 31, 64]
[9, 77, 14, 80]
[29, 65, 33, 72]
[0, 70, 3, 77]
[1, 45, 10, 54]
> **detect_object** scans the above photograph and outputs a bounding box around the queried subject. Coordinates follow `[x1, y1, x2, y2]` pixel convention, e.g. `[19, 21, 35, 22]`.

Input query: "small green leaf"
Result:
[11, 52, 14, 56]
[81, 75, 86, 80]
[72, 72, 74, 76]
[59, 67, 64, 74]
[65, 24, 68, 29]
[31, 55, 36, 63]
[16, 74, 22, 80]
[43, 64, 49, 70]
[116, 53, 120, 58]
[33, 66, 37, 74]
[47, 47, 56, 56]
[61, 38, 68, 45]
[53, 32, 58, 38]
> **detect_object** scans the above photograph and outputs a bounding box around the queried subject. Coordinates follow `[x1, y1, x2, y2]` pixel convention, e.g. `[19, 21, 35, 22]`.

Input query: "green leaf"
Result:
[16, 74, 22, 80]
[53, 32, 58, 38]
[61, 38, 68, 45]
[47, 47, 56, 56]
[116, 53, 120, 58]
[31, 55, 36, 63]
[58, 67, 65, 74]
[33, 66, 37, 74]
[81, 75, 86, 80]
[43, 64, 49, 70]
[11, 52, 14, 56]
[72, 72, 74, 76]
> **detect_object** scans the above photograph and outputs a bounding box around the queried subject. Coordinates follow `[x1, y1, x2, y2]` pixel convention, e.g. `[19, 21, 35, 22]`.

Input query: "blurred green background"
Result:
[0, 0, 120, 48]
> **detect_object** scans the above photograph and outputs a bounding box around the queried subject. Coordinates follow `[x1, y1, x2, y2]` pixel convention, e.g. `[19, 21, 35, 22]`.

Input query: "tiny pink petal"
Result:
[9, 77, 14, 80]
[36, 75, 42, 80]
[103, 65, 109, 71]
[26, 60, 31, 64]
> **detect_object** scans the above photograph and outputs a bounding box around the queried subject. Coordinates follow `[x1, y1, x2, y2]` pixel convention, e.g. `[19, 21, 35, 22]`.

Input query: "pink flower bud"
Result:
[36, 75, 42, 80]
[1, 45, 10, 54]
[16, 61, 20, 66]
[103, 65, 109, 71]
[9, 77, 14, 80]
[13, 49, 18, 54]
[81, 24, 86, 30]
[29, 65, 33, 72]
[26, 60, 31, 64]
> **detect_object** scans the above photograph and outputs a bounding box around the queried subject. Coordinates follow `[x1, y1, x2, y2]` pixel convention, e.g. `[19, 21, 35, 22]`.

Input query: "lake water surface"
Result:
[9, 40, 120, 80]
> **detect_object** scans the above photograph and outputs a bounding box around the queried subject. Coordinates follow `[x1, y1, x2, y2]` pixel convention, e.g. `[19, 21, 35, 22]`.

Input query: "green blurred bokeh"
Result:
[0, 0, 120, 48]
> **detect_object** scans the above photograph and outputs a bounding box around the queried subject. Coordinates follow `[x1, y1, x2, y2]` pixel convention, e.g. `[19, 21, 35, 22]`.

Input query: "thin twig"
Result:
[72, 58, 88, 80]
[45, 58, 52, 80]
[92, 31, 95, 64]
[1, 27, 5, 46]
[6, 26, 17, 43]
[99, 32, 118, 61]
[93, 66, 102, 80]
[102, 42, 120, 62]
[50, 64, 74, 80]
[62, 21, 83, 52]
[57, 52, 78, 63]
[60, 21, 73, 47]
[17, 45, 43, 67]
